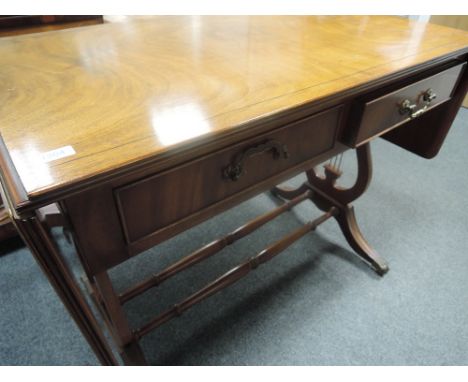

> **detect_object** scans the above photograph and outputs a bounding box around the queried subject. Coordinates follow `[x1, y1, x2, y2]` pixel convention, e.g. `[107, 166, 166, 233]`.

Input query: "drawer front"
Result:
[115, 106, 342, 244]
[353, 63, 465, 145]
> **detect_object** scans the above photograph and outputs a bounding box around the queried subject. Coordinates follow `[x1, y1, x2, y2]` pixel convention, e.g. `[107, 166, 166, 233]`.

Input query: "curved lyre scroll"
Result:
[272, 143, 389, 276]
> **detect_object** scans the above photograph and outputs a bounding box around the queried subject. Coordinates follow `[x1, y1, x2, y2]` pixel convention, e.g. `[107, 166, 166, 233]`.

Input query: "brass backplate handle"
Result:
[223, 139, 289, 181]
[398, 88, 437, 119]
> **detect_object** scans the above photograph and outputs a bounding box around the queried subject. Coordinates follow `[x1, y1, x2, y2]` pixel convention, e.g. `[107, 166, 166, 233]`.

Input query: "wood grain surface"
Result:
[1, 16, 468, 199]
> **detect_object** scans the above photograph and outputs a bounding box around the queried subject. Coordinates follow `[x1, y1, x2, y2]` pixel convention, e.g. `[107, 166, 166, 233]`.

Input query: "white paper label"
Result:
[41, 145, 76, 163]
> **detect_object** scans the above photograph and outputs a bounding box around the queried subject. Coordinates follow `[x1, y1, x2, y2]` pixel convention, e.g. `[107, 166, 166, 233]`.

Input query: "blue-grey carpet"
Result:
[1, 108, 468, 366]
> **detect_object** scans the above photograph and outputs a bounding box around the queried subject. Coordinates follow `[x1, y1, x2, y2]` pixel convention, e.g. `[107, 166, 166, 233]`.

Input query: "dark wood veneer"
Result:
[19, 56, 468, 365]
[1, 17, 467, 366]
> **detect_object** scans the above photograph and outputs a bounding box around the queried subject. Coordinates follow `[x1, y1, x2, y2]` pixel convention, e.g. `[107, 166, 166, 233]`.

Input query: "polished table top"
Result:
[1, 16, 468, 198]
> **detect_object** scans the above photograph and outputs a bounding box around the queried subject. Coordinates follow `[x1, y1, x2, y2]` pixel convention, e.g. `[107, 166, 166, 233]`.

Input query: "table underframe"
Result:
[13, 142, 388, 366]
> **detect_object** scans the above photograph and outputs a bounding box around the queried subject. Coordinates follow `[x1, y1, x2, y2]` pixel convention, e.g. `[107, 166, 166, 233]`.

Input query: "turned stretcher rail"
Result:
[134, 206, 337, 339]
[119, 190, 312, 304]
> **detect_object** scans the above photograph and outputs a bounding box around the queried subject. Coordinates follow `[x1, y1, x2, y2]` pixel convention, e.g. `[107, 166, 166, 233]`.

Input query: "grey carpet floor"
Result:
[1, 108, 468, 366]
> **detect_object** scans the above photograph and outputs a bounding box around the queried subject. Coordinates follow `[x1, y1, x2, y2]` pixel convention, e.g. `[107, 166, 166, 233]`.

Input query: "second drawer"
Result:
[349, 62, 465, 146]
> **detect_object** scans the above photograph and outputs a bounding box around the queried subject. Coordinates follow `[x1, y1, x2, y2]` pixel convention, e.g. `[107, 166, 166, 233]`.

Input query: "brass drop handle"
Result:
[223, 139, 289, 181]
[398, 88, 437, 119]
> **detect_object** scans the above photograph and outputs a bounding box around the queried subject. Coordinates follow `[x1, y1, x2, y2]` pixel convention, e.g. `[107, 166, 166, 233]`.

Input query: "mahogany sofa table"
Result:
[1, 16, 467, 365]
